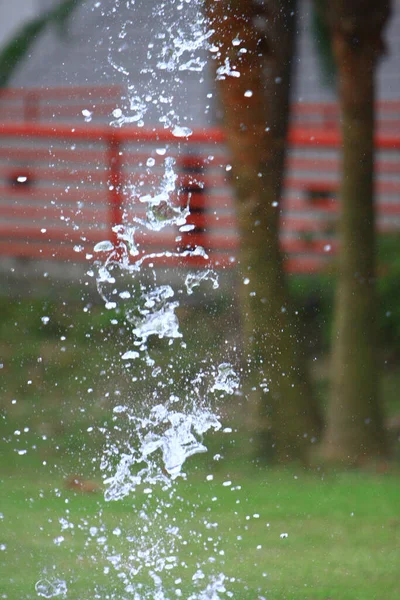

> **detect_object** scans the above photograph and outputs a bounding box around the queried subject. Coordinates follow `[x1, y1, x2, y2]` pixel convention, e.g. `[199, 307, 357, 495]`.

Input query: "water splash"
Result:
[211, 363, 240, 395]
[131, 156, 189, 232]
[188, 574, 228, 599]
[37, 2, 241, 598]
[127, 285, 182, 346]
[91, 2, 241, 594]
[35, 578, 67, 598]
[185, 269, 219, 295]
[101, 402, 222, 502]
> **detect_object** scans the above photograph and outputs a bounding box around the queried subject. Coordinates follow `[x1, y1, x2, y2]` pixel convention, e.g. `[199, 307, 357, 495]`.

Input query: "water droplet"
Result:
[81, 109, 93, 122]
[211, 363, 239, 395]
[119, 291, 131, 299]
[172, 125, 193, 137]
[35, 578, 67, 598]
[53, 536, 64, 546]
[185, 270, 219, 295]
[121, 350, 139, 360]
[179, 224, 195, 232]
[94, 240, 114, 253]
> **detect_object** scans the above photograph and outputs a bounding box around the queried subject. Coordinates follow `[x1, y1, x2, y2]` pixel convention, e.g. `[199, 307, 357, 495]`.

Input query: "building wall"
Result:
[294, 0, 400, 101]
[0, 0, 37, 46]
[3, 0, 400, 126]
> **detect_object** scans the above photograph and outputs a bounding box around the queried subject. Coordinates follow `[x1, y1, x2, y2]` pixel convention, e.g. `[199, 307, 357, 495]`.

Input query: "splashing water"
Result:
[211, 363, 240, 395]
[185, 269, 219, 295]
[100, 0, 223, 478]
[35, 2, 242, 598]
[35, 578, 67, 598]
[101, 402, 222, 502]
[131, 156, 189, 232]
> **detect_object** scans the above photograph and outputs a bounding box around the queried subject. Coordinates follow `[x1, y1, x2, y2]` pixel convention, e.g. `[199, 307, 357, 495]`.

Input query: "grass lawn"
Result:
[1, 461, 399, 599]
[1, 294, 399, 599]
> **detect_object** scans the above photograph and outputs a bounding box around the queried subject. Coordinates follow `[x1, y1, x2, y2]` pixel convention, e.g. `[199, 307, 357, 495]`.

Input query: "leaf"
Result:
[51, 0, 83, 38]
[0, 17, 49, 88]
[311, 0, 336, 87]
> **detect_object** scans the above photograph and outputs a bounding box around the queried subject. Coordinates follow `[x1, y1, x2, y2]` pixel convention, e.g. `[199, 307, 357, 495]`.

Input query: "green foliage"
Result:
[377, 234, 400, 348]
[0, 18, 48, 88]
[311, 0, 336, 87]
[288, 272, 334, 352]
[0, 290, 233, 444]
[0, 0, 82, 87]
[287, 235, 400, 355]
[52, 0, 83, 36]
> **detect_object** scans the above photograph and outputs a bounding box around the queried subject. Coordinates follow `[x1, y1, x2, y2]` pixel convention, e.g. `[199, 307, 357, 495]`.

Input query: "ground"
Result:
[0, 291, 399, 598]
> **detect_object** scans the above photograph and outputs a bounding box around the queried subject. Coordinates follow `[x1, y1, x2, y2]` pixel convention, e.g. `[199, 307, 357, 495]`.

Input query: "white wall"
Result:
[4, 0, 400, 109]
[0, 0, 39, 47]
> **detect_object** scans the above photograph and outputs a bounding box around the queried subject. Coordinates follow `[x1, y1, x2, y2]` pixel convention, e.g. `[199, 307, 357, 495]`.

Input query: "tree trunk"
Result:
[320, 1, 391, 463]
[205, 0, 323, 461]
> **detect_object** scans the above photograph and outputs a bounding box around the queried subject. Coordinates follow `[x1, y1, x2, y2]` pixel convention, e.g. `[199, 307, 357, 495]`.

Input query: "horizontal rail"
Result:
[1, 171, 399, 199]
[293, 100, 400, 113]
[0, 122, 225, 144]
[1, 122, 400, 149]
[0, 85, 123, 99]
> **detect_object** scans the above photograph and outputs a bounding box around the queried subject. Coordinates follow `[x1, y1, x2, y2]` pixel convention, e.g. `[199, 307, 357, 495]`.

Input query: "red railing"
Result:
[2, 86, 399, 132]
[0, 121, 399, 273]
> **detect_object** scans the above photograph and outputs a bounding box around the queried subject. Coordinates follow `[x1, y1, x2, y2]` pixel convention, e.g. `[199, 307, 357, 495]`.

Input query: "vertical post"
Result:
[107, 134, 123, 251]
[24, 91, 39, 122]
[324, 104, 336, 130]
[178, 155, 207, 252]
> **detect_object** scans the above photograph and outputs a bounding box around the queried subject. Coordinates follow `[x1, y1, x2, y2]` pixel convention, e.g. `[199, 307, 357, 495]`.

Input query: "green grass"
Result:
[1, 462, 399, 599]
[1, 294, 400, 598]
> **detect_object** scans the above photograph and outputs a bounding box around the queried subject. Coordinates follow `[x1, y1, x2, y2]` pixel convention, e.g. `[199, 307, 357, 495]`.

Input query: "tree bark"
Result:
[320, 0, 391, 463]
[205, 0, 323, 461]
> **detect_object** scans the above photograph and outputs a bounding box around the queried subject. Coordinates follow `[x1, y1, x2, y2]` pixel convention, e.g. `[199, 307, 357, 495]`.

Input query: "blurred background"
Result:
[0, 1, 399, 598]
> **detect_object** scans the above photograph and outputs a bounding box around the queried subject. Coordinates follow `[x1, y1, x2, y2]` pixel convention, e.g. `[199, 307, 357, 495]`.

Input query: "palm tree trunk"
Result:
[321, 1, 391, 463]
[205, 0, 323, 461]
